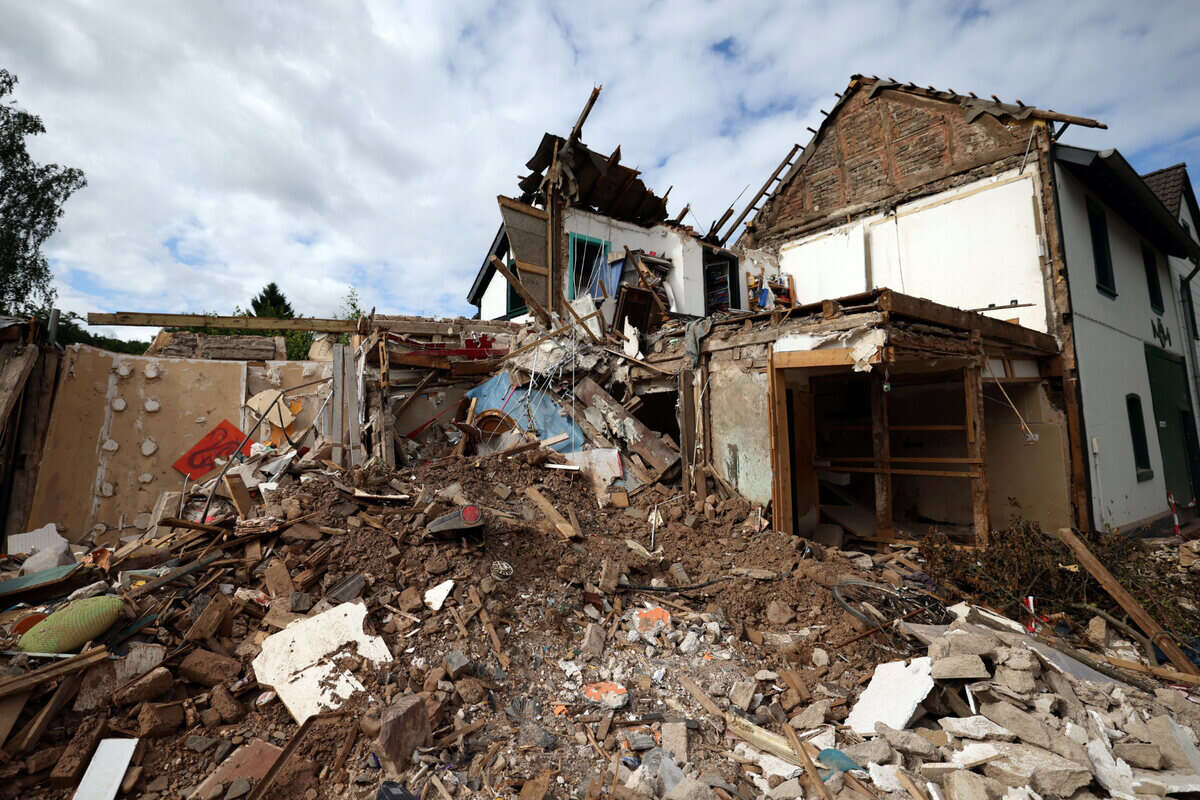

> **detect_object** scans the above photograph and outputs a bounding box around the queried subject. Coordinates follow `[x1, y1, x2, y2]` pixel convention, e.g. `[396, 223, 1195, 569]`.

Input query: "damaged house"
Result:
[734, 75, 1200, 540]
[467, 77, 1200, 545]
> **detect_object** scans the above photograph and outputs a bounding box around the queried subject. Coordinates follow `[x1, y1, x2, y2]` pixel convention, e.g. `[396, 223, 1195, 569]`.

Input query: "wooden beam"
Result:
[490, 255, 551, 328]
[772, 347, 883, 369]
[0, 345, 38, 424]
[1105, 657, 1200, 686]
[870, 373, 893, 541]
[680, 369, 695, 497]
[87, 312, 357, 332]
[768, 352, 793, 534]
[965, 363, 990, 546]
[497, 195, 548, 220]
[524, 487, 576, 539]
[1055, 527, 1200, 675]
[392, 370, 438, 420]
[876, 289, 1057, 354]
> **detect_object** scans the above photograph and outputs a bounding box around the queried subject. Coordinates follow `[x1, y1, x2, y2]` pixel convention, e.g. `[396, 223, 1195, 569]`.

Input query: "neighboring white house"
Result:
[1055, 148, 1200, 529]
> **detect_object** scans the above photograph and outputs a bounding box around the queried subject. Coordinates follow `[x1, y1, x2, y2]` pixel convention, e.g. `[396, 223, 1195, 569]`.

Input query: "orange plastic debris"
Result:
[553, 704, 568, 716]
[635, 607, 670, 633]
[583, 682, 628, 703]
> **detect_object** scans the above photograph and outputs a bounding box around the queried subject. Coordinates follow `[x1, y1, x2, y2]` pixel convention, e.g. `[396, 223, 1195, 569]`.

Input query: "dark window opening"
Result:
[505, 270, 527, 318]
[1182, 276, 1199, 340]
[1142, 242, 1164, 314]
[703, 252, 740, 314]
[569, 234, 608, 300]
[1126, 393, 1154, 481]
[630, 391, 681, 443]
[1088, 198, 1116, 298]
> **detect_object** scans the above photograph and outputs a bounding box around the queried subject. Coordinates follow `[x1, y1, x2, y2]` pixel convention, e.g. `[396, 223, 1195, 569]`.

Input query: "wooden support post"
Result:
[378, 337, 395, 468]
[965, 364, 990, 546]
[453, 397, 477, 458]
[768, 352, 793, 534]
[693, 366, 708, 503]
[680, 369, 695, 497]
[870, 373, 893, 540]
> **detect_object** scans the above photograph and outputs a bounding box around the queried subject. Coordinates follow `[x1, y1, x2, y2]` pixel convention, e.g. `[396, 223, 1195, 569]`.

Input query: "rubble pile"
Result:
[1, 324, 1198, 800]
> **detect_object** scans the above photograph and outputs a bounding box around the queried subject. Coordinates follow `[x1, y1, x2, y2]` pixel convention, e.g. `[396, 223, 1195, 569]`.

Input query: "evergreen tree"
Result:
[249, 282, 295, 318]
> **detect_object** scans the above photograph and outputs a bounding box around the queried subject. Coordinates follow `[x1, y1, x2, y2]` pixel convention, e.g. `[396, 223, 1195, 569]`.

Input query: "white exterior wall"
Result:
[1056, 166, 1188, 529]
[564, 208, 744, 316]
[476, 209, 743, 319]
[778, 168, 1053, 332]
[479, 270, 509, 320]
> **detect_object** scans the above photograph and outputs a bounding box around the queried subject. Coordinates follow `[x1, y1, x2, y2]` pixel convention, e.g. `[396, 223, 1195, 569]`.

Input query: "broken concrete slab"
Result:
[251, 601, 393, 723]
[980, 701, 1051, 749]
[981, 742, 1093, 797]
[842, 737, 894, 767]
[1113, 742, 1165, 770]
[1147, 715, 1200, 773]
[939, 715, 1016, 741]
[188, 739, 282, 800]
[112, 665, 172, 706]
[661, 721, 688, 763]
[943, 769, 992, 800]
[50, 714, 107, 787]
[932, 654, 990, 680]
[845, 657, 933, 735]
[875, 722, 937, 757]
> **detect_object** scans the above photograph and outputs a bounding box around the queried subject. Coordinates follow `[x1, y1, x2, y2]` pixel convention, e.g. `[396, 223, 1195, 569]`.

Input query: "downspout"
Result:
[1045, 130, 1098, 531]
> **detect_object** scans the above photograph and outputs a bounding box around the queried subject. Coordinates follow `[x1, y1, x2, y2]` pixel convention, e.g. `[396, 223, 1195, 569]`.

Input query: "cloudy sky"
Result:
[2, 1, 1199, 340]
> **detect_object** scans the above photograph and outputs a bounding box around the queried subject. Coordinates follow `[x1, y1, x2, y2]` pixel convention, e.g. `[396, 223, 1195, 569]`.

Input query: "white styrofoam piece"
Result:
[7, 522, 62, 554]
[72, 738, 138, 800]
[424, 579, 454, 611]
[251, 602, 392, 724]
[845, 657, 934, 735]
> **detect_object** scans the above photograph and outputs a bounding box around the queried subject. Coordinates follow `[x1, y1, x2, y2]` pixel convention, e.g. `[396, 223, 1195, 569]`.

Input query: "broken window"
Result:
[568, 233, 609, 299]
[1087, 198, 1116, 298]
[1126, 393, 1153, 481]
[1142, 242, 1164, 314]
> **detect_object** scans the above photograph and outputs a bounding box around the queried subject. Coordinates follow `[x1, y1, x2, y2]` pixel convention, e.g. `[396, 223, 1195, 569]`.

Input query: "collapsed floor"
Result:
[0, 437, 1199, 800]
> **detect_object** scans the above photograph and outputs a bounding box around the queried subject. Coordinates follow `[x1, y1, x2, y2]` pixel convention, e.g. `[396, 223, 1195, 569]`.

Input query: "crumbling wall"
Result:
[984, 381, 1072, 531]
[707, 348, 771, 505]
[27, 346, 331, 542]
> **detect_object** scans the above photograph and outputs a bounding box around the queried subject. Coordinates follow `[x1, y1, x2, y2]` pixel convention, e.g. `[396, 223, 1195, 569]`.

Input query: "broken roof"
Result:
[740, 75, 1107, 246]
[518, 133, 669, 227]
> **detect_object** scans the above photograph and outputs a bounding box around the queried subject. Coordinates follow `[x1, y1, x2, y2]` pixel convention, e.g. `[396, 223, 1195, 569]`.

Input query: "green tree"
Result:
[250, 281, 295, 319]
[339, 286, 364, 320]
[0, 69, 86, 314]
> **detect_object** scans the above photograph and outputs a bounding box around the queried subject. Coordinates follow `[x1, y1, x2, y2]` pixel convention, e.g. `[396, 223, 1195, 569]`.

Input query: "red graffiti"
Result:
[172, 419, 255, 479]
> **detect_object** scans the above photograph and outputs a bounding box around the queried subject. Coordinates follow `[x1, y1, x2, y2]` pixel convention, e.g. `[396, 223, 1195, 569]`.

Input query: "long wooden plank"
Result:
[10, 672, 83, 754]
[1056, 527, 1200, 675]
[773, 347, 883, 369]
[223, 473, 254, 519]
[965, 364, 990, 546]
[524, 487, 575, 539]
[870, 373, 893, 541]
[0, 647, 108, 699]
[877, 289, 1057, 354]
[768, 352, 792, 534]
[1106, 657, 1200, 686]
[88, 312, 358, 332]
[574, 377, 679, 474]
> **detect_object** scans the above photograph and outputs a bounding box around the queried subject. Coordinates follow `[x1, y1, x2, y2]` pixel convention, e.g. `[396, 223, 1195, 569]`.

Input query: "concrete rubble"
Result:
[0, 312, 1196, 800]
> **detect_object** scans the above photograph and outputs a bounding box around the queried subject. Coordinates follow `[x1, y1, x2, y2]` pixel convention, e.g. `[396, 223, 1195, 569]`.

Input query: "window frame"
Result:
[1182, 275, 1199, 341]
[1087, 197, 1117, 299]
[1125, 392, 1154, 482]
[567, 233, 610, 300]
[503, 257, 527, 319]
[1141, 241, 1164, 314]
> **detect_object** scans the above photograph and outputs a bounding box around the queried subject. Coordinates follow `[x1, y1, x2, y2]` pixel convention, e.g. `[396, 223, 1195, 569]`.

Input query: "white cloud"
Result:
[1, 0, 1198, 338]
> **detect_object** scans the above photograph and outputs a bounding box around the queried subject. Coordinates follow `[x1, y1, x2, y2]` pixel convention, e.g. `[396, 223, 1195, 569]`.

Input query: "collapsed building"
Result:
[0, 79, 1196, 799]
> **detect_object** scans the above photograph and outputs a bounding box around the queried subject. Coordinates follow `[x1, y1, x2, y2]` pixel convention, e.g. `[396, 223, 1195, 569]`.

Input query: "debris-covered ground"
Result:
[2, 437, 1200, 800]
